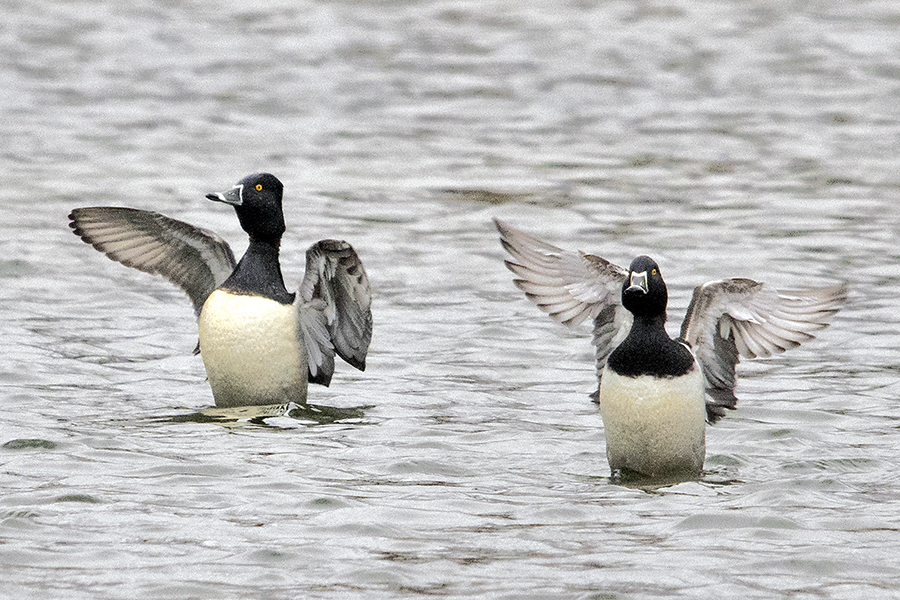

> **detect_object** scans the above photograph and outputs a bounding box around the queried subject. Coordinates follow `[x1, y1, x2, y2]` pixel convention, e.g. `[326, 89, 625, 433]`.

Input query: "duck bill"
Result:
[205, 184, 243, 206]
[627, 271, 648, 294]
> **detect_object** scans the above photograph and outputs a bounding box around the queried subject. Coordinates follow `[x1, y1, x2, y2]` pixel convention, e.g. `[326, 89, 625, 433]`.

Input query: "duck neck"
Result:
[624, 314, 671, 350]
[222, 237, 294, 305]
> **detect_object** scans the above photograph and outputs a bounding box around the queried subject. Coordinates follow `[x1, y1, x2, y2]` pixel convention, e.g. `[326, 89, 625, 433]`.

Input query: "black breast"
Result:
[607, 321, 695, 378]
[221, 239, 295, 305]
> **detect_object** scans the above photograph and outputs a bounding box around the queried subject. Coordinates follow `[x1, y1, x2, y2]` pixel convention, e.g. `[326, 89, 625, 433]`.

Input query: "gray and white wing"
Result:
[680, 278, 848, 423]
[297, 240, 372, 386]
[69, 207, 236, 316]
[494, 218, 631, 389]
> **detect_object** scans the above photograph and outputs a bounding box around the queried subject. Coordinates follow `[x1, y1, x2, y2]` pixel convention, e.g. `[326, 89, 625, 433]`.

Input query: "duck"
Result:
[69, 173, 372, 408]
[494, 218, 847, 479]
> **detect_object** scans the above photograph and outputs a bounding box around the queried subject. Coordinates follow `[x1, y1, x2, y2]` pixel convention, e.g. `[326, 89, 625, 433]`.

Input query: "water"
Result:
[2, 0, 899, 597]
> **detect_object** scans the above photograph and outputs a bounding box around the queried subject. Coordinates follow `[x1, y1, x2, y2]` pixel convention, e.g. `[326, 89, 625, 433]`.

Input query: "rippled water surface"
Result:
[3, 1, 900, 598]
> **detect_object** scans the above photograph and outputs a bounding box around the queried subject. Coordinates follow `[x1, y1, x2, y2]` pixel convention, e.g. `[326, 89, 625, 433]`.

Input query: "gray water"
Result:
[2, 0, 899, 598]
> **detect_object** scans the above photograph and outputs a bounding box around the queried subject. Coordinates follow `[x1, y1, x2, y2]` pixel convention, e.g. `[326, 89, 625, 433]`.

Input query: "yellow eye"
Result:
[255, 184, 263, 191]
[651, 268, 658, 276]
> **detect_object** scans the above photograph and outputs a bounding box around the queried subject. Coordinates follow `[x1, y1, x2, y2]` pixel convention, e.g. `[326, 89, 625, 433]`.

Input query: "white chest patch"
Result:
[599, 365, 707, 478]
[198, 290, 307, 407]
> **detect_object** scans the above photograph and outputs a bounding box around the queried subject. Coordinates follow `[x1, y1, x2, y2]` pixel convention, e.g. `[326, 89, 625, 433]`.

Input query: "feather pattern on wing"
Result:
[494, 218, 632, 390]
[298, 240, 372, 386]
[68, 207, 237, 316]
[679, 279, 848, 423]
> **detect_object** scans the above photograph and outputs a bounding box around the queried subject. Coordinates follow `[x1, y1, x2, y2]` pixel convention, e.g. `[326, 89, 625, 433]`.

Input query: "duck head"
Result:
[207, 173, 286, 241]
[621, 255, 668, 319]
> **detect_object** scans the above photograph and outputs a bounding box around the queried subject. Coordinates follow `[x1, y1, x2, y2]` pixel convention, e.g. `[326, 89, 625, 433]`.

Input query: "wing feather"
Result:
[680, 279, 848, 423]
[297, 240, 372, 386]
[68, 207, 236, 316]
[494, 218, 632, 395]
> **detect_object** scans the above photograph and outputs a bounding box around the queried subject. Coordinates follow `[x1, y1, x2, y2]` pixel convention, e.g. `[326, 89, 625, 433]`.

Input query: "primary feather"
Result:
[494, 218, 632, 387]
[680, 279, 849, 422]
[69, 207, 236, 316]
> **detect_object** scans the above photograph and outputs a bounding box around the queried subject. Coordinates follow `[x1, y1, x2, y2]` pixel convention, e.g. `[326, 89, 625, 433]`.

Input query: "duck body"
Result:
[599, 256, 706, 477]
[196, 183, 306, 407]
[69, 173, 373, 408]
[495, 218, 848, 480]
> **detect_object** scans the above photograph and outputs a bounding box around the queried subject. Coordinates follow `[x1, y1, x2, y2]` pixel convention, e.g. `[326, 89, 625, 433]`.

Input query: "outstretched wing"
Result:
[680, 279, 848, 423]
[494, 218, 631, 391]
[69, 207, 236, 316]
[297, 240, 372, 386]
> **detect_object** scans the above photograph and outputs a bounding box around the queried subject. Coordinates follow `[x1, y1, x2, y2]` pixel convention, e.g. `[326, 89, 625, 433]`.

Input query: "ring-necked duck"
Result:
[495, 218, 847, 478]
[69, 173, 372, 408]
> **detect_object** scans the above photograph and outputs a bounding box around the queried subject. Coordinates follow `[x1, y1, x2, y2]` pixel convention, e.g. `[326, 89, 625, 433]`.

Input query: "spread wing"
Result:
[297, 240, 372, 386]
[680, 279, 848, 423]
[68, 207, 236, 316]
[494, 218, 631, 393]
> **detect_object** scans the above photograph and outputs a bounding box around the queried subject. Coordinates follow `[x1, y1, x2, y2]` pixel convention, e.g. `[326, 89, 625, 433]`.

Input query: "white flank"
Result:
[599, 366, 707, 477]
[198, 290, 307, 407]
